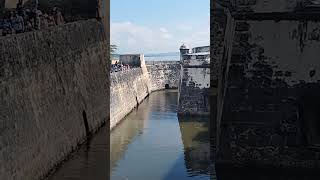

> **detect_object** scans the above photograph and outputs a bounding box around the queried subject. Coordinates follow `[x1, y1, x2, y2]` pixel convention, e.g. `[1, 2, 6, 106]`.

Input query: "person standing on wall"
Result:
[12, 11, 25, 33]
[16, 0, 23, 16]
[53, 7, 65, 25]
[31, 0, 40, 30]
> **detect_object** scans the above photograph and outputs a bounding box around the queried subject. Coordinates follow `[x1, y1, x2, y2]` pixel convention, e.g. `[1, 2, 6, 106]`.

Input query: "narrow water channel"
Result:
[46, 89, 213, 180]
[111, 89, 213, 180]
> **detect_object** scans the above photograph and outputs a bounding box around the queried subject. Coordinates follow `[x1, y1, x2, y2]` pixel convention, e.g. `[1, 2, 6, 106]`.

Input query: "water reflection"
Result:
[46, 127, 108, 180]
[46, 90, 213, 180]
[111, 90, 212, 180]
[177, 117, 212, 177]
[110, 95, 150, 171]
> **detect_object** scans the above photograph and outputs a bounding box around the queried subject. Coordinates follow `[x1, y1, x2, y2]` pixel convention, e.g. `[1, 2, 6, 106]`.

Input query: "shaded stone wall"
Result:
[98, 0, 109, 38]
[211, 4, 235, 151]
[0, 19, 109, 180]
[145, 61, 181, 91]
[215, 0, 320, 168]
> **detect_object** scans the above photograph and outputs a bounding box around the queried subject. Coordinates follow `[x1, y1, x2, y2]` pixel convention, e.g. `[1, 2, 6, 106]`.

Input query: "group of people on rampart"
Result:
[111, 61, 132, 73]
[0, 1, 65, 36]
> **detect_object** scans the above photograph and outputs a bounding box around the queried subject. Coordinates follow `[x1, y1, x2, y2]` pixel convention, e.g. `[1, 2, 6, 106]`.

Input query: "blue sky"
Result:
[111, 0, 210, 54]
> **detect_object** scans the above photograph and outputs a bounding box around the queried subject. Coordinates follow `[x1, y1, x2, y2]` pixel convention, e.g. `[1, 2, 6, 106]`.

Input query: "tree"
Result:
[110, 44, 117, 54]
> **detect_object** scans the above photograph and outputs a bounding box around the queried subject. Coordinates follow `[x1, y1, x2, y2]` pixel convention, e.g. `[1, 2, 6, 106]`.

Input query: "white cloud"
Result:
[179, 21, 210, 48]
[180, 29, 209, 48]
[160, 27, 168, 33]
[111, 22, 175, 53]
[176, 24, 193, 31]
[111, 21, 209, 54]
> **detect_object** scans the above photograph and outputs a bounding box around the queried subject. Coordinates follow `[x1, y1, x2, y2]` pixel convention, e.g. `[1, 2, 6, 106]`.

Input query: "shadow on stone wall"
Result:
[216, 166, 320, 180]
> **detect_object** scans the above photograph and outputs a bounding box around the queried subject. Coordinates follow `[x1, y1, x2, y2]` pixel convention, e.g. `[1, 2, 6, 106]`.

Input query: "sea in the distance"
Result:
[112, 52, 180, 61]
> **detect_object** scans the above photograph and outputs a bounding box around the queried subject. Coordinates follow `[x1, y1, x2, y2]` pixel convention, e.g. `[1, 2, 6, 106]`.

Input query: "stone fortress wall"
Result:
[145, 61, 181, 91]
[178, 45, 211, 116]
[0, 19, 109, 180]
[110, 47, 211, 126]
[110, 67, 150, 130]
[213, 0, 320, 168]
[111, 43, 212, 126]
[110, 56, 181, 130]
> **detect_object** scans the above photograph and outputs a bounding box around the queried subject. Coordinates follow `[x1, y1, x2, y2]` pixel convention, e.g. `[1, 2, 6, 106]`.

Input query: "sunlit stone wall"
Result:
[145, 61, 181, 91]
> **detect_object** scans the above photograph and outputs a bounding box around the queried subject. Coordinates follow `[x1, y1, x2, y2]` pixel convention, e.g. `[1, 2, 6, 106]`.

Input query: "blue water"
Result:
[112, 53, 180, 61]
[144, 55, 180, 61]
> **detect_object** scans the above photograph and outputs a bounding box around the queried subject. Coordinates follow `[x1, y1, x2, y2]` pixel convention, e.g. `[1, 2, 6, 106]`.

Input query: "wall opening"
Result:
[136, 97, 139, 108]
[165, 84, 170, 89]
[82, 110, 90, 137]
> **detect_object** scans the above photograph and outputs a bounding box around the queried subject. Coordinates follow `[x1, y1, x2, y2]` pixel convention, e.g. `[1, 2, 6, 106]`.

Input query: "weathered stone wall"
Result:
[178, 49, 211, 116]
[178, 66, 210, 116]
[110, 68, 150, 130]
[110, 60, 181, 129]
[0, 19, 109, 180]
[215, 0, 320, 168]
[145, 61, 181, 91]
[219, 0, 320, 13]
[192, 46, 210, 53]
[120, 54, 143, 67]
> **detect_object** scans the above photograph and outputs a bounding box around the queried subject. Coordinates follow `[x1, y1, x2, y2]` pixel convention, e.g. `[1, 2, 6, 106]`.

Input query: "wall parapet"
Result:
[145, 60, 180, 65]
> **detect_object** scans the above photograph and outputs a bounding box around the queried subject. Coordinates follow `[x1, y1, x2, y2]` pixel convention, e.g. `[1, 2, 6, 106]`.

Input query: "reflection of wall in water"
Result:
[147, 90, 179, 112]
[110, 96, 151, 170]
[177, 117, 210, 175]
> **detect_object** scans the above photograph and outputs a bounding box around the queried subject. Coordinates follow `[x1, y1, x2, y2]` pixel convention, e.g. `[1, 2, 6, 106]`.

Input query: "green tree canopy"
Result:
[110, 44, 117, 54]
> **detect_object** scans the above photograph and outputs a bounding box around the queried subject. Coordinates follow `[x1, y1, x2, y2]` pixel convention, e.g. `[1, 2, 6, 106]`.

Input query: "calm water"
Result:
[111, 90, 212, 180]
[112, 54, 180, 61]
[44, 89, 320, 180]
[144, 55, 180, 61]
[46, 90, 213, 180]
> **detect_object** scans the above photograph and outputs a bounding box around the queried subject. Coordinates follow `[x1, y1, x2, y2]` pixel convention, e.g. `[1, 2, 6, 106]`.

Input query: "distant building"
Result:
[178, 44, 210, 115]
[179, 44, 210, 65]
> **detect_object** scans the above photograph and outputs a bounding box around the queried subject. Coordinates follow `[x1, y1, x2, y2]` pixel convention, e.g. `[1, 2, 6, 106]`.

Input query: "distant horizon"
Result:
[112, 44, 210, 55]
[112, 51, 179, 56]
[111, 52, 181, 61]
